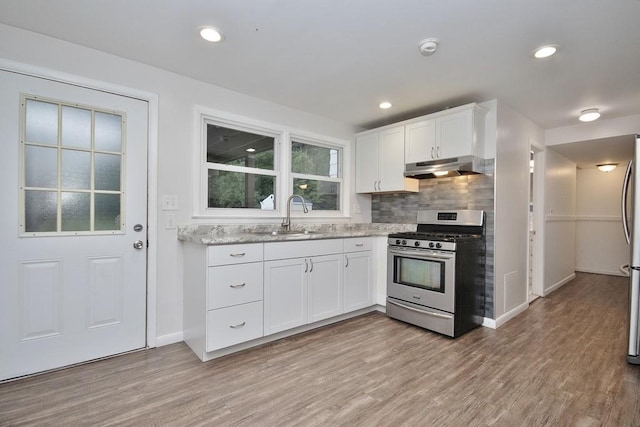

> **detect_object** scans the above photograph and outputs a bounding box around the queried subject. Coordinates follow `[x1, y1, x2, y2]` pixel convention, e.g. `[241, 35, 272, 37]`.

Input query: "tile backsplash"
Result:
[372, 161, 495, 318]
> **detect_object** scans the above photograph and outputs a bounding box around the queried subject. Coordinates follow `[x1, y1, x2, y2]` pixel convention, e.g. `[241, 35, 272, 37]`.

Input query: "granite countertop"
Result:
[177, 223, 417, 245]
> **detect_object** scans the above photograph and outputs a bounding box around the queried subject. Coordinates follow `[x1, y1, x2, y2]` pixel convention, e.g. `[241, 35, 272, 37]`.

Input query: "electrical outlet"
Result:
[161, 195, 178, 211]
[165, 213, 177, 230]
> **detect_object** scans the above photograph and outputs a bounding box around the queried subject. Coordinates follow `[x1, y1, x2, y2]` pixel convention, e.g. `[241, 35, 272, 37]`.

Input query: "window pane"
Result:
[61, 192, 90, 231]
[206, 124, 274, 170]
[25, 145, 58, 188]
[291, 141, 339, 177]
[208, 169, 275, 209]
[25, 99, 58, 145]
[95, 112, 122, 152]
[62, 106, 91, 149]
[95, 153, 121, 191]
[95, 193, 121, 231]
[293, 178, 339, 211]
[61, 149, 91, 190]
[25, 190, 57, 232]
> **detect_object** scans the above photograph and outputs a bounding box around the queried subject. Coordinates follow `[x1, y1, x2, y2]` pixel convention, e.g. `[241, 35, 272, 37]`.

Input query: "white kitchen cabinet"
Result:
[356, 126, 419, 193]
[405, 104, 486, 164]
[263, 239, 344, 334]
[183, 242, 264, 360]
[343, 238, 373, 312]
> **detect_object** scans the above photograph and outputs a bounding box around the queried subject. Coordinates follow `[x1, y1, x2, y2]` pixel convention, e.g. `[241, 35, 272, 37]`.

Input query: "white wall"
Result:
[0, 24, 358, 344]
[575, 167, 629, 276]
[543, 149, 577, 294]
[493, 101, 544, 320]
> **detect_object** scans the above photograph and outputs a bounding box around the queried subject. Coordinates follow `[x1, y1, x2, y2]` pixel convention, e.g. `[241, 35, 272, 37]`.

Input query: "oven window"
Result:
[395, 256, 445, 293]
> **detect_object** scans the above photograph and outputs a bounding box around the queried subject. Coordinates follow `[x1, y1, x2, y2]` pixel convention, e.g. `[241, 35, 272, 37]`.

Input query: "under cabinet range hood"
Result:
[404, 155, 485, 178]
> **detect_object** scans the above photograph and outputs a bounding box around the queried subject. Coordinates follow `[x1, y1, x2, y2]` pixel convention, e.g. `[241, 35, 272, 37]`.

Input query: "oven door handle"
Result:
[389, 249, 454, 260]
[387, 299, 453, 320]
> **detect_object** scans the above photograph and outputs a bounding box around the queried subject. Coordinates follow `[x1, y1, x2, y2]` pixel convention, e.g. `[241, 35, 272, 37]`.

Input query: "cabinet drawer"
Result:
[208, 243, 263, 266]
[264, 239, 343, 260]
[206, 301, 263, 352]
[343, 237, 372, 252]
[207, 263, 263, 310]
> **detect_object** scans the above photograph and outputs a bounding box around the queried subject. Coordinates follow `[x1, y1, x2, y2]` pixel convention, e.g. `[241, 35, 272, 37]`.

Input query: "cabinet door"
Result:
[355, 133, 379, 193]
[437, 109, 473, 159]
[405, 120, 436, 164]
[308, 254, 343, 323]
[378, 126, 406, 191]
[263, 258, 307, 335]
[343, 251, 373, 312]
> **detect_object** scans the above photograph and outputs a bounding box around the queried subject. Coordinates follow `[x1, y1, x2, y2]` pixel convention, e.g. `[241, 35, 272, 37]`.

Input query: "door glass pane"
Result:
[61, 106, 91, 149]
[95, 193, 121, 231]
[291, 141, 340, 177]
[94, 112, 122, 152]
[208, 169, 275, 209]
[24, 190, 57, 232]
[25, 99, 58, 145]
[61, 149, 91, 190]
[293, 178, 339, 211]
[25, 145, 58, 188]
[61, 192, 90, 231]
[95, 153, 121, 191]
[396, 257, 444, 293]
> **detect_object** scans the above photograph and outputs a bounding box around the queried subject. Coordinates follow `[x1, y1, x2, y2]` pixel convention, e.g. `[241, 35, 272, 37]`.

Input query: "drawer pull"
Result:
[229, 252, 246, 257]
[355, 243, 364, 247]
[229, 283, 246, 289]
[229, 321, 246, 329]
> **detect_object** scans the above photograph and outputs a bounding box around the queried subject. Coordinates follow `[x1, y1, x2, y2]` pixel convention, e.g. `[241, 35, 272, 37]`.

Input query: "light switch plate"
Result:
[161, 195, 178, 211]
[165, 213, 177, 230]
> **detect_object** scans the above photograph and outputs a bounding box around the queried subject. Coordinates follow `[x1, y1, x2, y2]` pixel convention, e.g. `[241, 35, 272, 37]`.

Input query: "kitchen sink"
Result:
[248, 230, 320, 236]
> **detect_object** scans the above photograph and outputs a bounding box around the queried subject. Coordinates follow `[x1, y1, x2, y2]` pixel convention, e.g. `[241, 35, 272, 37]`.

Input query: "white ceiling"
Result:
[1, 1, 639, 164]
[548, 135, 635, 169]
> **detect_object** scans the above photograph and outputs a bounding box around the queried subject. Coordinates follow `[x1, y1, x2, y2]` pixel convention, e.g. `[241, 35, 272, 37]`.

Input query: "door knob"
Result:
[133, 240, 145, 250]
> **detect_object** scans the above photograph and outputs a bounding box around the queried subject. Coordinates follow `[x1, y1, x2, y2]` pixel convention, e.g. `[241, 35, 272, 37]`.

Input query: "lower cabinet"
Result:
[184, 237, 374, 361]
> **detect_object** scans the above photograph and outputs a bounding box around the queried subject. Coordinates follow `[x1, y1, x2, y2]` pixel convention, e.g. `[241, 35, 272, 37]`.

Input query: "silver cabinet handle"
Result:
[230, 252, 246, 257]
[345, 254, 349, 268]
[431, 146, 435, 159]
[436, 146, 441, 158]
[229, 283, 246, 289]
[355, 243, 364, 247]
[309, 258, 314, 273]
[304, 259, 309, 273]
[229, 322, 246, 329]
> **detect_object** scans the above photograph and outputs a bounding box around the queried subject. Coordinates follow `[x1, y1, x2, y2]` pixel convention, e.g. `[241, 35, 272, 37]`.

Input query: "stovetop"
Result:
[388, 231, 481, 243]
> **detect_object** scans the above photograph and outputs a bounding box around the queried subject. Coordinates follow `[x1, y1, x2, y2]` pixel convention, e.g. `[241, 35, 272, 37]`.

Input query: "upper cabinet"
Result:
[405, 104, 487, 164]
[355, 125, 419, 194]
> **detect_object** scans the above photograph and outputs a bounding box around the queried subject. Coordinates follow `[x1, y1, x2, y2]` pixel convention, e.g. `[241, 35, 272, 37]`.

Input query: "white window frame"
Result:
[193, 106, 350, 220]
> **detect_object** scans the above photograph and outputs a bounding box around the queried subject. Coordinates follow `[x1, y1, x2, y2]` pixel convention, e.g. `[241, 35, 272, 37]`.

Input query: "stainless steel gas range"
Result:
[386, 210, 485, 337]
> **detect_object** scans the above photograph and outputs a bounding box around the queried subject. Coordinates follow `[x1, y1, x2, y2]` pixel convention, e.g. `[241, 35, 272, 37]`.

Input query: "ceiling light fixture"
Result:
[533, 44, 558, 59]
[200, 27, 223, 42]
[379, 102, 392, 109]
[597, 163, 618, 172]
[246, 148, 256, 152]
[579, 108, 601, 122]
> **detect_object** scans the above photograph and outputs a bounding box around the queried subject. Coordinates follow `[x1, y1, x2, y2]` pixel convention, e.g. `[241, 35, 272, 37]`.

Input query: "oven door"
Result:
[387, 246, 455, 313]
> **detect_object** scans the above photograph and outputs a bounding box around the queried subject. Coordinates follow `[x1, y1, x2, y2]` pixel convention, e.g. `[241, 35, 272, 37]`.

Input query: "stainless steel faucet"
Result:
[282, 194, 309, 231]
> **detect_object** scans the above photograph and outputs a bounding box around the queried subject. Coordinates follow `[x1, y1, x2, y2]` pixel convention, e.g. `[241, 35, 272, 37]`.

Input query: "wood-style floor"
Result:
[2, 273, 639, 426]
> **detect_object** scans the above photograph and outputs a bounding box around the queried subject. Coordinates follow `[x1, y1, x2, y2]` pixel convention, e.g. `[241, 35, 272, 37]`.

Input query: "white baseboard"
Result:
[544, 273, 576, 296]
[155, 331, 184, 348]
[482, 317, 497, 329]
[575, 267, 627, 277]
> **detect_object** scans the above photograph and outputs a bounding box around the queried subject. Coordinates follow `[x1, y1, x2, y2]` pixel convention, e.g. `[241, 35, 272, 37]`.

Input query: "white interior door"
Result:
[0, 70, 148, 381]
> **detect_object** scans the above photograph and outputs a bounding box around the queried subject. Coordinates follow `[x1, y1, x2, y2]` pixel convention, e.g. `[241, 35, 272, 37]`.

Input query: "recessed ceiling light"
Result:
[379, 102, 392, 109]
[579, 108, 601, 122]
[200, 27, 223, 43]
[533, 45, 558, 59]
[246, 148, 256, 152]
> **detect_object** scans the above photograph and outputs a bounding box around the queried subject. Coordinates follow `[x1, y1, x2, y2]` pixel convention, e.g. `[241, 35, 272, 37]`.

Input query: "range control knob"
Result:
[395, 239, 401, 245]
[414, 241, 420, 247]
[402, 240, 407, 246]
[428, 242, 435, 248]
[436, 242, 442, 249]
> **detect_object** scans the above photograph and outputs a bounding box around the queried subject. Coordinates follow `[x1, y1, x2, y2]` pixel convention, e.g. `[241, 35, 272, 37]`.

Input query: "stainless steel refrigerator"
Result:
[622, 134, 640, 364]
